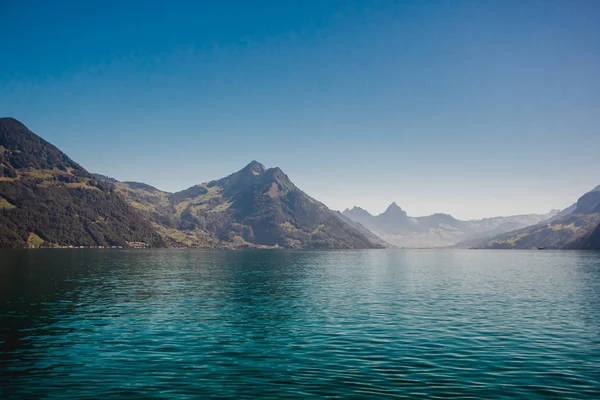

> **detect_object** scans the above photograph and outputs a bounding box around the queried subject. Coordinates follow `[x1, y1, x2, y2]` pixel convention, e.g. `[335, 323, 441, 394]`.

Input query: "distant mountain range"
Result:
[0, 118, 379, 249]
[342, 203, 558, 248]
[1, 117, 598, 250]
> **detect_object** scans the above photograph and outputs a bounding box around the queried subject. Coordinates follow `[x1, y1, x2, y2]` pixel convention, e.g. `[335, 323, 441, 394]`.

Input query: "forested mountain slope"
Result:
[0, 118, 163, 248]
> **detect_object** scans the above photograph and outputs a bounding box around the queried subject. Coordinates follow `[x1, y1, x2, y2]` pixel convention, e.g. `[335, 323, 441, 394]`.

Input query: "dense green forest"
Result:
[0, 118, 163, 248]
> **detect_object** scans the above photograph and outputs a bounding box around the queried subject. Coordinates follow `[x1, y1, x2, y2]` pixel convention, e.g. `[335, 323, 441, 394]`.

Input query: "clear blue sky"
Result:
[1, 0, 599, 219]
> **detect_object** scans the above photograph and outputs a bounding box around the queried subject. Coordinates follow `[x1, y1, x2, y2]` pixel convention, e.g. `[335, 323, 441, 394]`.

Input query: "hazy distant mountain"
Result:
[97, 161, 381, 249]
[334, 211, 392, 248]
[472, 185, 600, 249]
[342, 203, 557, 248]
[374, 202, 412, 234]
[343, 206, 376, 231]
[0, 118, 163, 248]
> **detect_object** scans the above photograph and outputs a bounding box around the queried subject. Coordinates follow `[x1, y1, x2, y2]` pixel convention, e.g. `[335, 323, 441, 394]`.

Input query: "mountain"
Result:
[548, 204, 577, 222]
[96, 161, 381, 249]
[6, 116, 583, 250]
[342, 203, 557, 248]
[473, 186, 600, 249]
[334, 211, 392, 248]
[342, 206, 377, 231]
[0, 118, 163, 248]
[374, 202, 412, 234]
[587, 223, 600, 248]
[544, 185, 600, 223]
[1, 118, 380, 249]
[91, 173, 119, 184]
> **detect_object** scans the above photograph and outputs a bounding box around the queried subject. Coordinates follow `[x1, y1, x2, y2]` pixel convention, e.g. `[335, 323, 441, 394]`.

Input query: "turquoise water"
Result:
[1, 249, 599, 399]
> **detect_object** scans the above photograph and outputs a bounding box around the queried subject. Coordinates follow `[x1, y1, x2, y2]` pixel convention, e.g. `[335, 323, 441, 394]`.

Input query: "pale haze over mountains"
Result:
[342, 203, 558, 248]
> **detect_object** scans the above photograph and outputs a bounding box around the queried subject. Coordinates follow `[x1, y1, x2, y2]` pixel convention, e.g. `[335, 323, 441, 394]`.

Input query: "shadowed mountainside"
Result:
[0, 118, 164, 248]
[97, 162, 381, 249]
[1, 118, 381, 249]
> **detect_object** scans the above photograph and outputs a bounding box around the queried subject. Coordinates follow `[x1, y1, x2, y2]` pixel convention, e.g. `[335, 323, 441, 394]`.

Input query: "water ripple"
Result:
[1, 249, 600, 399]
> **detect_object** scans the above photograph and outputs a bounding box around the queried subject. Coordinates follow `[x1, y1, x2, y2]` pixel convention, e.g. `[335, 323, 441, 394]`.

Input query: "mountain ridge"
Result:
[342, 202, 559, 248]
[2, 117, 597, 250]
[1, 118, 381, 249]
[470, 185, 600, 249]
[0, 118, 164, 248]
[97, 161, 381, 249]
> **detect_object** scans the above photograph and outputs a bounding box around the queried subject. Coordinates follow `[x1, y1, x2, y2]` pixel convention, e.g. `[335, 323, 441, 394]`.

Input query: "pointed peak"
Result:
[246, 160, 265, 169]
[386, 202, 403, 211]
[380, 202, 408, 219]
[241, 160, 266, 175]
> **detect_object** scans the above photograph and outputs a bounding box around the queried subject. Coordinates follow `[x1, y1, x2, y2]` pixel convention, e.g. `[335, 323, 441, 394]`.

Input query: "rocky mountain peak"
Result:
[382, 202, 408, 219]
[261, 167, 295, 191]
[242, 160, 267, 176]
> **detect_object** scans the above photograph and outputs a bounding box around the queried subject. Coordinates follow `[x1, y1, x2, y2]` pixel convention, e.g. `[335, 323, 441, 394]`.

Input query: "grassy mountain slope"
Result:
[97, 161, 381, 249]
[472, 186, 600, 249]
[0, 118, 163, 248]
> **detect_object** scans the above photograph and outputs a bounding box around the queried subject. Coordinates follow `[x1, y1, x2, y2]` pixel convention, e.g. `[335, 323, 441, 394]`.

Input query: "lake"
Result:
[1, 249, 599, 399]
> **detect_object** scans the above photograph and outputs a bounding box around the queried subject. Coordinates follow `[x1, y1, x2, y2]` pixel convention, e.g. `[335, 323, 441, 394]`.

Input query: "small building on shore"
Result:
[126, 241, 148, 249]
